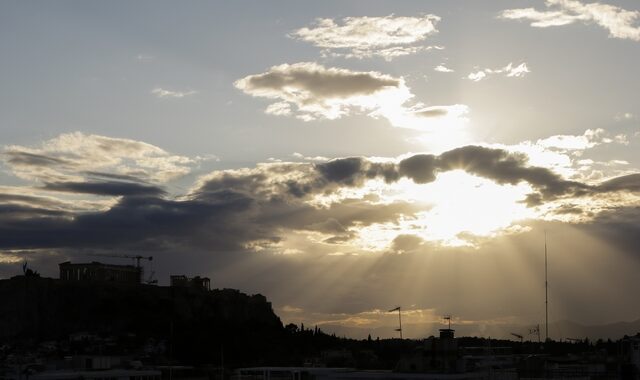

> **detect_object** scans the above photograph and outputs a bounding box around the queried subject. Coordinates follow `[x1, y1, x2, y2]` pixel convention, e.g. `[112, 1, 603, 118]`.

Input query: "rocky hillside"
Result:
[0, 275, 284, 364]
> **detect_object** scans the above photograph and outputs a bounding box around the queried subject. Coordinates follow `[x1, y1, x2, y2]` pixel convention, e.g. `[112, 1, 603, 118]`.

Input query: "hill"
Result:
[0, 275, 283, 365]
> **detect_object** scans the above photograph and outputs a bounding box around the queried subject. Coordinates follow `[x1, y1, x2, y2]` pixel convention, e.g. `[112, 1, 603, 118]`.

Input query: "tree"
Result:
[285, 323, 299, 334]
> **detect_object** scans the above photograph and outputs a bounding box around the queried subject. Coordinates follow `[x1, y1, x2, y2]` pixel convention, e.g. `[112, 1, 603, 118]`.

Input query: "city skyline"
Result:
[1, 0, 640, 339]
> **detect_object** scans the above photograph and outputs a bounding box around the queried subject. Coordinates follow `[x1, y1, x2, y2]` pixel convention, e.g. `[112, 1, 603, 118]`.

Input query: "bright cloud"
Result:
[1, 133, 640, 259]
[3, 132, 194, 184]
[291, 15, 441, 60]
[500, 0, 640, 41]
[151, 87, 197, 98]
[2, 129, 633, 256]
[467, 62, 530, 82]
[234, 62, 404, 121]
[292, 152, 329, 162]
[434, 64, 454, 73]
[235, 62, 469, 133]
[486, 128, 629, 183]
[536, 128, 628, 150]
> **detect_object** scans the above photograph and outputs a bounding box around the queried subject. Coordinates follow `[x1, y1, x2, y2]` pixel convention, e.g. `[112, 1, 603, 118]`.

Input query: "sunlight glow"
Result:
[349, 171, 536, 249]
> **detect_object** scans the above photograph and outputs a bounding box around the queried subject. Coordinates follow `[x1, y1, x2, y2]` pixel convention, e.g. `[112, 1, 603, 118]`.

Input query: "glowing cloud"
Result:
[3, 132, 194, 184]
[1, 133, 640, 255]
[467, 62, 530, 82]
[235, 62, 469, 133]
[500, 0, 640, 41]
[151, 88, 197, 98]
[291, 15, 441, 60]
[434, 64, 454, 73]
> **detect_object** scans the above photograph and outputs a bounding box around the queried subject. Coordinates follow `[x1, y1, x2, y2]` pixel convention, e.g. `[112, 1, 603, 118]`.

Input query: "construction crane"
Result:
[87, 254, 155, 284]
[511, 333, 524, 343]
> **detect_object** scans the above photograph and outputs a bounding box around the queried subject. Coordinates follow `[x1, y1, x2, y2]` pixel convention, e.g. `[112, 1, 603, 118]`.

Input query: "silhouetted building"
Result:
[396, 329, 461, 373]
[170, 275, 211, 291]
[621, 333, 640, 377]
[59, 261, 140, 284]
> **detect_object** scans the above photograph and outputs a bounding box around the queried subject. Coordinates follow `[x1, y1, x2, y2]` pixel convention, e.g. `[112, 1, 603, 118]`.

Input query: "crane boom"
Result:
[86, 253, 154, 284]
[88, 253, 152, 268]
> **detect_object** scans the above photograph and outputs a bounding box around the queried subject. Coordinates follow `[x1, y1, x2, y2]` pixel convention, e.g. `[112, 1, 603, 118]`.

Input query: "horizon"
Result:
[4, 273, 640, 342]
[1, 0, 640, 343]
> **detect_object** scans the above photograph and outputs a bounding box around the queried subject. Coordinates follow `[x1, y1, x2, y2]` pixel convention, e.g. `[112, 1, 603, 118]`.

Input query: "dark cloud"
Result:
[0, 194, 255, 251]
[0, 204, 68, 219]
[578, 206, 640, 255]
[236, 62, 400, 100]
[257, 197, 416, 234]
[306, 218, 348, 234]
[317, 158, 366, 185]
[436, 146, 592, 204]
[42, 181, 165, 197]
[4, 151, 70, 167]
[83, 171, 150, 183]
[438, 146, 555, 187]
[398, 154, 437, 183]
[234, 62, 410, 122]
[553, 203, 585, 215]
[597, 173, 640, 193]
[0, 193, 71, 211]
[2, 132, 194, 184]
[413, 108, 449, 118]
[390, 234, 425, 253]
[1, 144, 638, 260]
[3, 145, 640, 332]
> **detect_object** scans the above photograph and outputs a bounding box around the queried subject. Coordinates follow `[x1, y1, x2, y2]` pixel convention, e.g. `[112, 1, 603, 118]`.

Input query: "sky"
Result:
[1, 0, 640, 339]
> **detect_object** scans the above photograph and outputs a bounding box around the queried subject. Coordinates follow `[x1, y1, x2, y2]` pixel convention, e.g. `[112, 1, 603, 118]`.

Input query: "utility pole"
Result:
[545, 231, 549, 342]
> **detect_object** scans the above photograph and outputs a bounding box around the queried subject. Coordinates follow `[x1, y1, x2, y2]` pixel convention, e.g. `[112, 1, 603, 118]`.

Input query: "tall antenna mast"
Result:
[545, 230, 549, 341]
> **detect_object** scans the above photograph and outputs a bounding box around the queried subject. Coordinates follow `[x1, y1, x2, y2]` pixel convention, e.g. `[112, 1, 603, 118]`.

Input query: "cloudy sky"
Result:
[1, 0, 640, 339]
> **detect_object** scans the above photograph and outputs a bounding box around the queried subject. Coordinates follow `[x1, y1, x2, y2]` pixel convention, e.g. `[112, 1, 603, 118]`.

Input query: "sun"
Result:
[350, 171, 537, 249]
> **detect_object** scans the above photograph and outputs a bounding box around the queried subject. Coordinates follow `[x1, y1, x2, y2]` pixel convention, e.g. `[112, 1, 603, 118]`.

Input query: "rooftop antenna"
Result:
[545, 230, 549, 341]
[443, 315, 452, 329]
[389, 306, 402, 339]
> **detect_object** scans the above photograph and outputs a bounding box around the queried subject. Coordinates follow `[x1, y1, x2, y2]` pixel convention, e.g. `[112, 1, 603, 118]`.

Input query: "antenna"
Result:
[444, 315, 452, 329]
[388, 306, 402, 339]
[545, 231, 549, 341]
